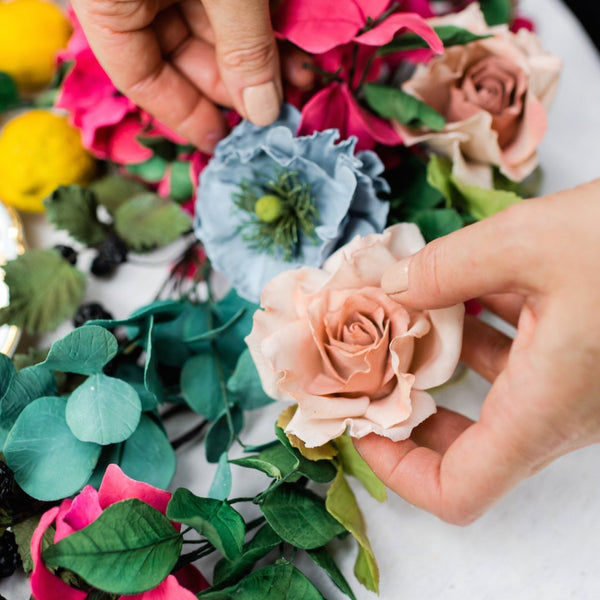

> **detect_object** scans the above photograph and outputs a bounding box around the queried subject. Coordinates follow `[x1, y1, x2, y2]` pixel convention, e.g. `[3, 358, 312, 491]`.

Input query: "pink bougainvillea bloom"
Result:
[30, 465, 208, 600]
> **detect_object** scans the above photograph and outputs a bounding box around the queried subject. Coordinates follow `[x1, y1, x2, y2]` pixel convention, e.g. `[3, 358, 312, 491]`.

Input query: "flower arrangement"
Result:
[0, 0, 561, 598]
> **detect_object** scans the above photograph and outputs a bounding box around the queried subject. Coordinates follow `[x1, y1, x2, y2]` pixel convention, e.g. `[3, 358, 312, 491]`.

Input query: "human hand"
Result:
[70, 0, 313, 153]
[355, 179, 600, 525]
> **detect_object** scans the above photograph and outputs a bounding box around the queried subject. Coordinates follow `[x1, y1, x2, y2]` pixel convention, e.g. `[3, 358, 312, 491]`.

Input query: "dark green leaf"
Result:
[0, 353, 15, 399]
[181, 353, 223, 420]
[227, 349, 274, 411]
[136, 137, 178, 162]
[167, 488, 245, 560]
[260, 485, 346, 549]
[0, 72, 19, 112]
[119, 414, 176, 489]
[307, 546, 357, 600]
[90, 175, 147, 214]
[4, 396, 101, 500]
[378, 25, 492, 55]
[126, 155, 168, 183]
[114, 193, 192, 252]
[43, 498, 182, 595]
[0, 249, 86, 334]
[205, 407, 244, 464]
[201, 563, 325, 600]
[66, 374, 142, 445]
[43, 185, 107, 246]
[209, 452, 232, 501]
[41, 325, 118, 375]
[213, 524, 281, 587]
[480, 0, 513, 25]
[168, 161, 194, 202]
[411, 208, 463, 242]
[364, 83, 445, 131]
[0, 365, 56, 430]
[12, 515, 54, 573]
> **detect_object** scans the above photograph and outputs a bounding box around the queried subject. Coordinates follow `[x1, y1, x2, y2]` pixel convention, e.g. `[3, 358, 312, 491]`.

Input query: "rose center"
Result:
[473, 76, 505, 114]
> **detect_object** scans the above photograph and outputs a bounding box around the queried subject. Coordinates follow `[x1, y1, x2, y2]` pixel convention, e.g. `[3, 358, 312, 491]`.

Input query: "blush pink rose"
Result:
[393, 4, 561, 187]
[246, 224, 464, 447]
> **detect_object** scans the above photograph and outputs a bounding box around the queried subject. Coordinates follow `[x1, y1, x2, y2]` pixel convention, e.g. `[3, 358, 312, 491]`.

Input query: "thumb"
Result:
[202, 0, 282, 126]
[381, 205, 544, 310]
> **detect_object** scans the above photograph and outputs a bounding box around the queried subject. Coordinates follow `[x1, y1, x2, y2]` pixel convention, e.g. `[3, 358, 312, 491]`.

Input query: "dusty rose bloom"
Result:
[395, 4, 561, 187]
[246, 224, 464, 447]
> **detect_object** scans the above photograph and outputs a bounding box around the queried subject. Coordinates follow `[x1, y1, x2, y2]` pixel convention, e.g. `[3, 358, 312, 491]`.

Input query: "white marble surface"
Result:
[2, 0, 600, 598]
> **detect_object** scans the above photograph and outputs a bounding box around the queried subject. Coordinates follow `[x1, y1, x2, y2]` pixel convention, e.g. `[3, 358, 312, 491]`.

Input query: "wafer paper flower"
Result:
[195, 104, 390, 302]
[31, 465, 208, 600]
[246, 224, 464, 447]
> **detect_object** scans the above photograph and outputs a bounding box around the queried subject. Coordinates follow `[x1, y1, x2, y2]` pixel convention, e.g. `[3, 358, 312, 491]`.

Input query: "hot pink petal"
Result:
[354, 12, 443, 54]
[79, 96, 134, 151]
[61, 486, 103, 535]
[53, 499, 74, 542]
[121, 575, 198, 600]
[104, 114, 154, 165]
[31, 507, 87, 600]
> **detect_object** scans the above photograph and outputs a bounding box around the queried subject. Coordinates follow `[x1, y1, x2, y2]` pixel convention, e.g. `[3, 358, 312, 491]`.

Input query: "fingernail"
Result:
[381, 257, 411, 294]
[243, 81, 280, 127]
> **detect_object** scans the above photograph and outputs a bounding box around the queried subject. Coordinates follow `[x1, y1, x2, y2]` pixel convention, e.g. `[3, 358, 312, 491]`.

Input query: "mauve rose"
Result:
[246, 224, 464, 447]
[394, 4, 561, 187]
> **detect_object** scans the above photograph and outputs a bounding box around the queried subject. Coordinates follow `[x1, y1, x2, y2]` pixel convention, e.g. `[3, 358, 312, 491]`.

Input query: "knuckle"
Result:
[219, 40, 276, 74]
[417, 240, 444, 299]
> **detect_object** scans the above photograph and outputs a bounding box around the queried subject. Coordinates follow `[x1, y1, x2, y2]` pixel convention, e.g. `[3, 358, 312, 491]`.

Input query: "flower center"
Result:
[255, 194, 283, 223]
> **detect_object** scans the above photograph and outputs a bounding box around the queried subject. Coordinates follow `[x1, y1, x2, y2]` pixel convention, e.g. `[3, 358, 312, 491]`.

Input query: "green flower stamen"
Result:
[233, 170, 319, 261]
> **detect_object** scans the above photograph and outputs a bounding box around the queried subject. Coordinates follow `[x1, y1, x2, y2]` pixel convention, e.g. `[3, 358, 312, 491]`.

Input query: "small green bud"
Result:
[255, 194, 283, 223]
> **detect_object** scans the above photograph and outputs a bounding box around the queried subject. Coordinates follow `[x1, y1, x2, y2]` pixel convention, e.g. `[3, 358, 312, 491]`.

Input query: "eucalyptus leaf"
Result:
[142, 315, 163, 402]
[41, 325, 118, 375]
[227, 349, 274, 411]
[111, 362, 158, 411]
[205, 407, 244, 464]
[87, 443, 123, 490]
[307, 546, 357, 600]
[181, 352, 223, 420]
[4, 396, 101, 501]
[90, 175, 147, 214]
[43, 498, 182, 595]
[209, 452, 233, 501]
[260, 484, 346, 550]
[364, 83, 445, 131]
[66, 374, 142, 445]
[114, 193, 192, 251]
[184, 308, 245, 344]
[0, 365, 56, 430]
[0, 249, 86, 334]
[167, 488, 245, 560]
[0, 353, 15, 399]
[43, 185, 107, 246]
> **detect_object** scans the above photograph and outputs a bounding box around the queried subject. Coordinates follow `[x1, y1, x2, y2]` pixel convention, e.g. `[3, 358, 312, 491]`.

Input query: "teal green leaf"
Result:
[66, 374, 142, 445]
[412, 208, 464, 242]
[142, 315, 163, 402]
[181, 352, 223, 420]
[0, 365, 56, 430]
[451, 176, 521, 220]
[168, 160, 194, 202]
[111, 362, 158, 411]
[213, 524, 281, 587]
[87, 443, 123, 489]
[89, 175, 147, 214]
[378, 25, 492, 55]
[126, 155, 168, 183]
[0, 249, 86, 334]
[184, 308, 246, 344]
[205, 407, 244, 464]
[167, 488, 245, 560]
[43, 185, 107, 246]
[0, 353, 15, 399]
[260, 485, 346, 550]
[227, 349, 274, 410]
[119, 414, 176, 489]
[334, 436, 386, 502]
[307, 546, 357, 600]
[326, 470, 379, 593]
[480, 0, 513, 25]
[114, 193, 192, 252]
[0, 72, 19, 112]
[364, 83, 445, 131]
[43, 498, 182, 595]
[209, 452, 232, 501]
[41, 325, 118, 375]
[200, 563, 324, 600]
[4, 396, 101, 501]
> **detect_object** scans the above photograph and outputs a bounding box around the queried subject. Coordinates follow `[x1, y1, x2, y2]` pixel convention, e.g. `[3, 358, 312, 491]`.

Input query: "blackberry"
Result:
[0, 530, 20, 578]
[73, 303, 114, 328]
[91, 236, 128, 277]
[0, 463, 13, 503]
[54, 244, 78, 265]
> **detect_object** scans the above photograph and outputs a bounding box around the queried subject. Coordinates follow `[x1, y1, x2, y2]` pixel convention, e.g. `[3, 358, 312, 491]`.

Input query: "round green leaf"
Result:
[181, 353, 223, 420]
[66, 374, 142, 445]
[227, 349, 274, 410]
[4, 396, 101, 500]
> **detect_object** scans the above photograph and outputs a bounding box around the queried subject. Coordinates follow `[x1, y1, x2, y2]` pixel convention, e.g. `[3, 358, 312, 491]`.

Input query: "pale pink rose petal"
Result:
[122, 575, 198, 600]
[363, 374, 413, 428]
[386, 223, 427, 262]
[285, 408, 351, 448]
[31, 507, 87, 600]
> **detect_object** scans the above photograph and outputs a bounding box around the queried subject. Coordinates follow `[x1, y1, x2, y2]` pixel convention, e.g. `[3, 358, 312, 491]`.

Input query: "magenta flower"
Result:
[30, 465, 209, 600]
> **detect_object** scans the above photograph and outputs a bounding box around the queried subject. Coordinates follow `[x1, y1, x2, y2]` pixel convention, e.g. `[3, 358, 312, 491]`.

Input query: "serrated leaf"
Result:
[66, 374, 142, 445]
[451, 175, 521, 220]
[334, 436, 386, 502]
[411, 208, 464, 242]
[167, 488, 245, 560]
[0, 72, 19, 112]
[205, 408, 244, 464]
[43, 185, 107, 246]
[114, 193, 192, 251]
[307, 546, 357, 600]
[4, 396, 101, 501]
[364, 83, 445, 131]
[181, 352, 223, 420]
[43, 498, 182, 595]
[227, 349, 274, 411]
[0, 249, 86, 334]
[481, 0, 513, 25]
[326, 470, 379, 593]
[260, 485, 346, 550]
[41, 325, 118, 375]
[378, 25, 492, 55]
[209, 452, 233, 501]
[90, 175, 147, 214]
